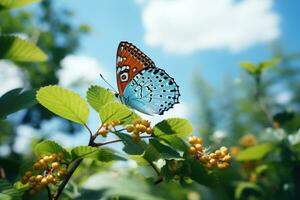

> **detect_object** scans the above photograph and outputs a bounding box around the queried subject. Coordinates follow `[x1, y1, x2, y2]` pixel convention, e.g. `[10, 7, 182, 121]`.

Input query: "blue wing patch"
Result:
[120, 67, 180, 115]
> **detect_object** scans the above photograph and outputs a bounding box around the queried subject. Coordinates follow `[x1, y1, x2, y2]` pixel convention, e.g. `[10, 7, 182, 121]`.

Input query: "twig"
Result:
[47, 186, 52, 200]
[254, 75, 274, 127]
[51, 159, 83, 200]
[83, 124, 93, 144]
[93, 135, 153, 147]
[147, 160, 163, 185]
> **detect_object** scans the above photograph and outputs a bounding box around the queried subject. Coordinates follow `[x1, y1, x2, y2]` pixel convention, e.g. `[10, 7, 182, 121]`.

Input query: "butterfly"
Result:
[115, 41, 180, 115]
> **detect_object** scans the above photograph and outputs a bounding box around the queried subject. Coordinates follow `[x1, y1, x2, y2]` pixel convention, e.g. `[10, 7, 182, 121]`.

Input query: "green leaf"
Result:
[0, 35, 47, 61]
[86, 85, 115, 112]
[239, 62, 257, 74]
[34, 140, 71, 161]
[0, 88, 37, 119]
[114, 132, 147, 155]
[36, 85, 89, 124]
[184, 158, 218, 187]
[236, 143, 275, 161]
[0, 0, 40, 10]
[273, 110, 295, 124]
[258, 58, 280, 71]
[94, 148, 126, 162]
[71, 146, 124, 162]
[143, 139, 181, 162]
[154, 118, 193, 137]
[99, 102, 137, 124]
[235, 182, 263, 199]
[71, 146, 99, 160]
[153, 118, 192, 151]
[0, 179, 23, 200]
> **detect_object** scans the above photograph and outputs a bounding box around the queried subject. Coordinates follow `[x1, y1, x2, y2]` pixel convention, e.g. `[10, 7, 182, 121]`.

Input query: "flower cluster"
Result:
[125, 119, 153, 142]
[188, 136, 231, 169]
[98, 119, 121, 137]
[21, 153, 67, 195]
[239, 134, 257, 147]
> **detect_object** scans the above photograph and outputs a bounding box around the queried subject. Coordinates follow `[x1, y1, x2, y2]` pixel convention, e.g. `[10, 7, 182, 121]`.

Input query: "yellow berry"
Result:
[21, 176, 29, 184]
[141, 119, 150, 127]
[29, 176, 36, 183]
[195, 144, 202, 151]
[132, 118, 141, 125]
[146, 127, 153, 135]
[199, 155, 209, 162]
[41, 177, 48, 186]
[52, 162, 60, 169]
[188, 136, 196, 144]
[99, 128, 108, 137]
[38, 159, 47, 166]
[136, 124, 147, 132]
[33, 163, 42, 170]
[215, 150, 222, 156]
[209, 159, 217, 165]
[126, 125, 134, 132]
[209, 153, 216, 159]
[48, 155, 55, 162]
[223, 155, 232, 162]
[220, 146, 228, 154]
[36, 175, 43, 182]
[188, 147, 196, 155]
[218, 162, 230, 169]
[46, 175, 54, 183]
[25, 171, 32, 177]
[196, 137, 203, 144]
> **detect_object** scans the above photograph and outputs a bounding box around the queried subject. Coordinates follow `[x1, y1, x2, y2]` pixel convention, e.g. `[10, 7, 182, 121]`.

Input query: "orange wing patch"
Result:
[116, 41, 155, 95]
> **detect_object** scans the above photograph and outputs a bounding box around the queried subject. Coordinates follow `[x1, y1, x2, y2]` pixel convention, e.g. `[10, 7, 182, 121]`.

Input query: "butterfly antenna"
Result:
[99, 74, 118, 93]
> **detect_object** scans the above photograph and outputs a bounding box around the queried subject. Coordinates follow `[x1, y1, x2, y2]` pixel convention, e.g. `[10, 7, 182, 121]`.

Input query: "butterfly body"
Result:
[116, 41, 180, 115]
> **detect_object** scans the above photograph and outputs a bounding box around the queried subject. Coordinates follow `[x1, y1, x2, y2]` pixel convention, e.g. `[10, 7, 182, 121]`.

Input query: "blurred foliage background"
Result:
[1, 0, 300, 200]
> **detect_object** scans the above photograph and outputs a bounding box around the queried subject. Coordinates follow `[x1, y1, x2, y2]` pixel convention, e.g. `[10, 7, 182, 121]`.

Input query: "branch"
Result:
[146, 159, 163, 185]
[83, 123, 93, 143]
[254, 75, 274, 127]
[93, 135, 153, 147]
[51, 159, 83, 200]
[47, 186, 52, 200]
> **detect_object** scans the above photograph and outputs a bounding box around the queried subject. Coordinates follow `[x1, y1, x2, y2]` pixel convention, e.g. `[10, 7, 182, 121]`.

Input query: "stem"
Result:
[146, 159, 163, 185]
[93, 135, 153, 147]
[254, 75, 274, 127]
[51, 159, 83, 200]
[84, 123, 93, 144]
[47, 186, 52, 200]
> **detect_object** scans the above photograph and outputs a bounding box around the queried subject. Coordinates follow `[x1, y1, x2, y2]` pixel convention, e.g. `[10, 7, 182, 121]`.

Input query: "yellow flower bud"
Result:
[146, 127, 153, 135]
[141, 119, 150, 127]
[126, 125, 134, 132]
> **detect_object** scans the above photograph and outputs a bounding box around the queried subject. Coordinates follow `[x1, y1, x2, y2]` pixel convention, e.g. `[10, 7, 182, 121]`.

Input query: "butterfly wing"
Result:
[121, 67, 180, 115]
[116, 41, 155, 96]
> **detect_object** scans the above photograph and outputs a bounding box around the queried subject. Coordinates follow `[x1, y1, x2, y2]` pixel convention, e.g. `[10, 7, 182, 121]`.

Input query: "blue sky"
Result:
[56, 0, 300, 112]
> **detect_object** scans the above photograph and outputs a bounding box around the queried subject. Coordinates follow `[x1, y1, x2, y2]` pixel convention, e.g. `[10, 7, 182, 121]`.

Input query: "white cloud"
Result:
[134, 0, 146, 5]
[58, 55, 110, 88]
[140, 0, 280, 53]
[138, 103, 189, 125]
[0, 61, 25, 95]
